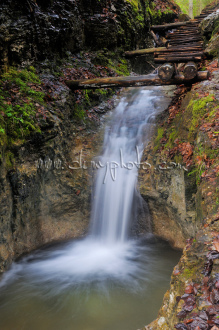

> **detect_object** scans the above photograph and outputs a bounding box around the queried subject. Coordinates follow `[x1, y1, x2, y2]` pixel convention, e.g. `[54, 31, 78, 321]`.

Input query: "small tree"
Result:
[189, 0, 194, 18]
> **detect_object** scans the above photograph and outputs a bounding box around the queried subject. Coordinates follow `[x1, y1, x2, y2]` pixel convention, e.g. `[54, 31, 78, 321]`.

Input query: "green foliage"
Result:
[174, 0, 213, 17]
[0, 67, 45, 146]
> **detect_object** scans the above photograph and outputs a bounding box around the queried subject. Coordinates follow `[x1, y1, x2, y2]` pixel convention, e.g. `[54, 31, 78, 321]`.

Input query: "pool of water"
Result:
[0, 235, 180, 330]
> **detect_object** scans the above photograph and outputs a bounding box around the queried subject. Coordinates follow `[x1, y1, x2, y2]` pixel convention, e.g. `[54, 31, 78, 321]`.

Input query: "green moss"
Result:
[153, 127, 164, 152]
[188, 95, 215, 137]
[73, 104, 85, 120]
[94, 51, 130, 76]
[0, 67, 46, 150]
[83, 90, 91, 106]
[165, 129, 178, 149]
[125, 0, 139, 10]
[181, 259, 201, 280]
[212, 18, 219, 36]
[150, 8, 163, 24]
[205, 147, 218, 160]
[188, 164, 206, 185]
[111, 59, 130, 76]
[5, 150, 15, 168]
[148, 4, 175, 25]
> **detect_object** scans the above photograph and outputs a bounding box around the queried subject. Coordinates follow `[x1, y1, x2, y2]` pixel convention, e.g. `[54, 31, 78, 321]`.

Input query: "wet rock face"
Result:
[200, 9, 219, 57]
[139, 159, 196, 249]
[200, 9, 219, 36]
[0, 103, 104, 273]
[139, 87, 195, 250]
[143, 65, 219, 330]
[0, 0, 84, 67]
[0, 0, 151, 67]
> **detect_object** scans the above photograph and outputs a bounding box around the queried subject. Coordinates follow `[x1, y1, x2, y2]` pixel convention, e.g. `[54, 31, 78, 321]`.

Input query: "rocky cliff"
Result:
[0, 0, 153, 68]
[141, 7, 219, 328]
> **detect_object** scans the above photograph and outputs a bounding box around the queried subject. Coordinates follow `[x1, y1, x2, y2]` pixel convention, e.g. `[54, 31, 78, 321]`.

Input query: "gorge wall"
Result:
[141, 7, 219, 328]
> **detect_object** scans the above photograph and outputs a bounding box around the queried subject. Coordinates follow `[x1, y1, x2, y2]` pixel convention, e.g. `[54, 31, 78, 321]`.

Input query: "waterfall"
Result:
[0, 87, 171, 291]
[90, 88, 157, 243]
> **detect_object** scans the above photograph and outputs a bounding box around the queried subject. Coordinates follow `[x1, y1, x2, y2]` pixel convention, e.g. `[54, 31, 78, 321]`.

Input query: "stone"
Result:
[201, 9, 219, 32]
[205, 34, 219, 57]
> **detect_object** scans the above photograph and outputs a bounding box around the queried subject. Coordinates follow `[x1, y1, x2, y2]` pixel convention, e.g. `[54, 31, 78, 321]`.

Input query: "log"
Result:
[154, 47, 203, 54]
[167, 33, 199, 37]
[168, 38, 202, 43]
[152, 20, 201, 31]
[150, 30, 163, 47]
[158, 63, 175, 81]
[168, 35, 202, 40]
[168, 42, 203, 48]
[155, 51, 202, 56]
[154, 56, 202, 63]
[169, 42, 203, 46]
[151, 21, 188, 30]
[167, 46, 203, 51]
[124, 47, 166, 58]
[183, 61, 198, 79]
[65, 71, 209, 90]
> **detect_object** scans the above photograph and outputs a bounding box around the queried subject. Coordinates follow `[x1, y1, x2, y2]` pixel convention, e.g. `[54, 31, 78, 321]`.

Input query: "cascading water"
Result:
[0, 87, 180, 330]
[90, 88, 155, 243]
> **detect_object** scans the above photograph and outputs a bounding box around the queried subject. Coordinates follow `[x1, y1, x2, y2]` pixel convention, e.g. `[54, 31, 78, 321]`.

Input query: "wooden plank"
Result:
[154, 56, 202, 63]
[167, 46, 203, 50]
[151, 21, 188, 30]
[168, 42, 203, 47]
[155, 46, 203, 53]
[155, 52, 204, 57]
[125, 47, 166, 57]
[168, 37, 202, 42]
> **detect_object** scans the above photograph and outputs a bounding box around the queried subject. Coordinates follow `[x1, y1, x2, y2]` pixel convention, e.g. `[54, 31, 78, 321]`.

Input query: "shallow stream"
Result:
[0, 237, 180, 330]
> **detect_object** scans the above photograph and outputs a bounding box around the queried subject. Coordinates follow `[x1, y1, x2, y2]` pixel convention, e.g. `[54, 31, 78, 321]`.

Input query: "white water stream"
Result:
[0, 87, 180, 330]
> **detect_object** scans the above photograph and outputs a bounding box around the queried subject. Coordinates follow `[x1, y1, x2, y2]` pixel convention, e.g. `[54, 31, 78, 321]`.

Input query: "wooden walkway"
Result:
[152, 6, 218, 64]
[66, 4, 218, 90]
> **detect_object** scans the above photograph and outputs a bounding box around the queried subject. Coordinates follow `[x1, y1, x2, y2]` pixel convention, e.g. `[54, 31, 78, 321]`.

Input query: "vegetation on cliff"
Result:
[144, 4, 219, 328]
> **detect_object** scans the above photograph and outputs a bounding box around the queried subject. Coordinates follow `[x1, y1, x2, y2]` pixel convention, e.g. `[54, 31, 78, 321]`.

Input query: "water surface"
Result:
[0, 237, 180, 330]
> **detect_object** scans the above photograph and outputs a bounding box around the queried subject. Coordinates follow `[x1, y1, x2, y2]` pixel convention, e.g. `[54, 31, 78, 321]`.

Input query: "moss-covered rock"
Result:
[141, 62, 219, 329]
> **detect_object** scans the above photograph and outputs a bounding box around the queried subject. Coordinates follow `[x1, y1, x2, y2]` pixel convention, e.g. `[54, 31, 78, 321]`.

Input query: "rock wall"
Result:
[0, 81, 114, 272]
[139, 164, 195, 249]
[0, 0, 153, 68]
[139, 87, 193, 250]
[142, 59, 219, 329]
